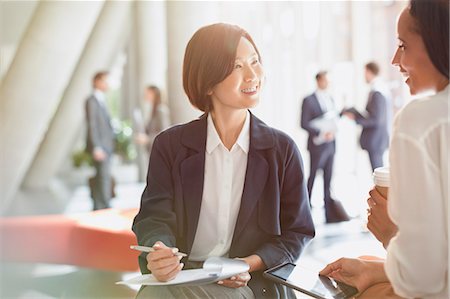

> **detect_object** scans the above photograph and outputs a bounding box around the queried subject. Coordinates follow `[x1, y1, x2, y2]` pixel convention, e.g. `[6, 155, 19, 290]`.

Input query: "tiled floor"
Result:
[1, 157, 386, 298]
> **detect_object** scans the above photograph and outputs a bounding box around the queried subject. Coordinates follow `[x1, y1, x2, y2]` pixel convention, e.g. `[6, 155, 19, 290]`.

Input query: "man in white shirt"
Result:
[301, 71, 349, 223]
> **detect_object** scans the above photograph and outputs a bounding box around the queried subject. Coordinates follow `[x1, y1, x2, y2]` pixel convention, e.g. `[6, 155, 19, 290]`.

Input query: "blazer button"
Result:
[261, 288, 267, 294]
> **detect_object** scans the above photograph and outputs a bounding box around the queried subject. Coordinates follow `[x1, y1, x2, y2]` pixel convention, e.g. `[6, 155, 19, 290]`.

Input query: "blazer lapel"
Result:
[180, 114, 207, 252]
[93, 95, 110, 121]
[180, 153, 205, 253]
[232, 113, 273, 240]
[312, 94, 325, 116]
[367, 91, 374, 109]
[232, 151, 269, 239]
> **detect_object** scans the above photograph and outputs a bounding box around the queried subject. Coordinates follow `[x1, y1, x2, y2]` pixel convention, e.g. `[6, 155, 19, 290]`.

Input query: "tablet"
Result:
[263, 262, 358, 299]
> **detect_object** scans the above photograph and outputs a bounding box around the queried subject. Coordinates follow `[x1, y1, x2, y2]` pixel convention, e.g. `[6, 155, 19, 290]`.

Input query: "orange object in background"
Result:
[0, 208, 140, 272]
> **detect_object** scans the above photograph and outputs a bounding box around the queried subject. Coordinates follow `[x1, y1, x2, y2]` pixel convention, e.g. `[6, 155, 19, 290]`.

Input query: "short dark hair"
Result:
[409, 0, 449, 79]
[315, 71, 327, 81]
[92, 71, 108, 86]
[183, 23, 261, 112]
[365, 62, 380, 76]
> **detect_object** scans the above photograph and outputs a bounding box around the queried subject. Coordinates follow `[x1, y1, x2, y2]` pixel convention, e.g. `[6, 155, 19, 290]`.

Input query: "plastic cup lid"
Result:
[373, 166, 390, 187]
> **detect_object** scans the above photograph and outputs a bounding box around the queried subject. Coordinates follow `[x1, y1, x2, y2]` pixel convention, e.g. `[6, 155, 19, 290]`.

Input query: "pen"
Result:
[130, 245, 188, 257]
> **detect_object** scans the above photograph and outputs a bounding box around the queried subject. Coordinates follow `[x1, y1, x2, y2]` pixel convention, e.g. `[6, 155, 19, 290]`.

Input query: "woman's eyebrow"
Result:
[235, 53, 258, 61]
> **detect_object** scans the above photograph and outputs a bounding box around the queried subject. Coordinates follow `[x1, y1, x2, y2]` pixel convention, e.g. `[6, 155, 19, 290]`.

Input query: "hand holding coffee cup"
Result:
[368, 166, 389, 215]
[373, 167, 389, 198]
[367, 166, 397, 248]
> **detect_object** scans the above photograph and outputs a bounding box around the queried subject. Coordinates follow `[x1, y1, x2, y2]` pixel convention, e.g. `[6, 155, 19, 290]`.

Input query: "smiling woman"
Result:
[391, 2, 449, 95]
[182, 23, 263, 114]
[319, 0, 449, 298]
[132, 23, 315, 298]
[208, 38, 262, 109]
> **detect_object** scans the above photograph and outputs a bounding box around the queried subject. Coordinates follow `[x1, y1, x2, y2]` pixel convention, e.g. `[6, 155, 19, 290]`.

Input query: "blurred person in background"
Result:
[85, 71, 115, 210]
[134, 85, 170, 180]
[343, 62, 390, 171]
[135, 85, 171, 155]
[321, 0, 449, 298]
[301, 71, 350, 223]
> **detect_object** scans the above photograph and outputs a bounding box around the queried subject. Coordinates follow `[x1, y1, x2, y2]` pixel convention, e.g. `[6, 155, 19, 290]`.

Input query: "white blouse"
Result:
[385, 86, 449, 298]
[189, 111, 250, 261]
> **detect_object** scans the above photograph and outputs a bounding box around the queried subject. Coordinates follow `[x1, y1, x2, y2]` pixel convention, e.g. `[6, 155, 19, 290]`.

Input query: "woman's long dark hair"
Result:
[409, 0, 449, 79]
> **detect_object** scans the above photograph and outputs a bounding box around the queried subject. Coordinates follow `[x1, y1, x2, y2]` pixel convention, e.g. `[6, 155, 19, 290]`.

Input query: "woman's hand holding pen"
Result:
[146, 241, 184, 282]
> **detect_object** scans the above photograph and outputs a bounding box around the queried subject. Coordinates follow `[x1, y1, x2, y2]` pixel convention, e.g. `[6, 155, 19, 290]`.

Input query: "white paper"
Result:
[116, 269, 218, 286]
[117, 257, 249, 286]
[310, 111, 339, 133]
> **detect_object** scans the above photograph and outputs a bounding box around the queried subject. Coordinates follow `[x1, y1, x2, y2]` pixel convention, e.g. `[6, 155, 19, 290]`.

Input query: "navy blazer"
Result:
[301, 93, 335, 152]
[355, 91, 389, 153]
[132, 112, 315, 298]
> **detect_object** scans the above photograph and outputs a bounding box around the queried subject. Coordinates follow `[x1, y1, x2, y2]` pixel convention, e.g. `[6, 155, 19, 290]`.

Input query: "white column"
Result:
[0, 1, 39, 80]
[135, 0, 167, 102]
[129, 1, 168, 181]
[122, 41, 139, 121]
[318, 2, 335, 68]
[22, 1, 132, 189]
[350, 1, 373, 108]
[0, 1, 104, 209]
[166, 1, 220, 124]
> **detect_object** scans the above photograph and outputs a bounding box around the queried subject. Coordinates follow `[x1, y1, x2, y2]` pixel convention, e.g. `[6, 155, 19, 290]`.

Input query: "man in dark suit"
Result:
[301, 71, 350, 223]
[343, 62, 390, 171]
[85, 71, 115, 210]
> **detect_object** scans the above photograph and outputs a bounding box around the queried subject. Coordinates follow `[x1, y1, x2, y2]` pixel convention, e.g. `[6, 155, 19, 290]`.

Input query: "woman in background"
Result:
[320, 0, 449, 298]
[135, 85, 170, 155]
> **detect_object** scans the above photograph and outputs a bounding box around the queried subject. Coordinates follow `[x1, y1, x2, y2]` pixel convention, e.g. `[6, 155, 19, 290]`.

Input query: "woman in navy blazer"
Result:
[132, 23, 315, 298]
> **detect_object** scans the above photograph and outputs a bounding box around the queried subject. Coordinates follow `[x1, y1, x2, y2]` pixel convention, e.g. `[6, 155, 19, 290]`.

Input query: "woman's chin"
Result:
[405, 80, 417, 95]
[244, 97, 259, 108]
[249, 100, 259, 109]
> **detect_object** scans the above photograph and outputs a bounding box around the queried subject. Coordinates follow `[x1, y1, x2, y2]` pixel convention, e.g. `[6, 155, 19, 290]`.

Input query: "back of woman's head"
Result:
[409, 0, 449, 79]
[183, 23, 261, 112]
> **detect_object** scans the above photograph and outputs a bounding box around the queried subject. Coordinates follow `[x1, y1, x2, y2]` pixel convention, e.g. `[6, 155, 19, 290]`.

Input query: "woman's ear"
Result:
[207, 89, 213, 96]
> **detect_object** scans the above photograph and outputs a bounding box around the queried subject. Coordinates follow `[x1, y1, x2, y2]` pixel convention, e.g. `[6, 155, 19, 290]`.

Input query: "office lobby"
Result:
[1, 1, 433, 298]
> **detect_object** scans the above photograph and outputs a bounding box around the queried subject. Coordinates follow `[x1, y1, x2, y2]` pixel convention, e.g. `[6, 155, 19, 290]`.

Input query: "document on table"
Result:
[117, 257, 249, 286]
[310, 112, 339, 145]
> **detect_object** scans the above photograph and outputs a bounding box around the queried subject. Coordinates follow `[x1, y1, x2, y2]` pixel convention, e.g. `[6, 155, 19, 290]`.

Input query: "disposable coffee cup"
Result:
[373, 167, 389, 198]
